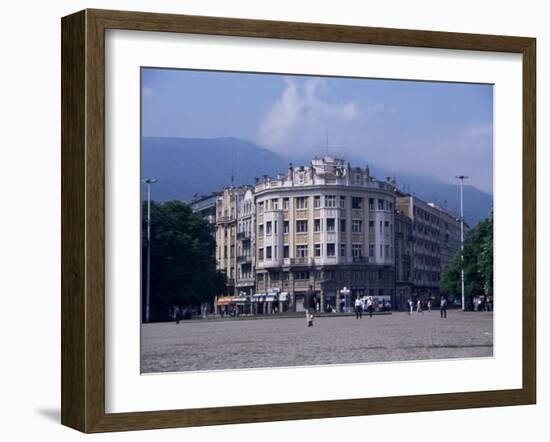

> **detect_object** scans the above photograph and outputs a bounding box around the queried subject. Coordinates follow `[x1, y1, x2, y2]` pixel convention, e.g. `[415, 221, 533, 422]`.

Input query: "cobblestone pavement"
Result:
[141, 310, 493, 373]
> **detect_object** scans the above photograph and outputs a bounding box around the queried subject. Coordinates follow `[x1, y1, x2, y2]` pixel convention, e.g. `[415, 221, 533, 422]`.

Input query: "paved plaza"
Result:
[141, 310, 493, 373]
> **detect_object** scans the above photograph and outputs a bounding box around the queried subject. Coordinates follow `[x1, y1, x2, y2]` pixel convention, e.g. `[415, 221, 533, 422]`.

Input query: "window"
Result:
[271, 199, 278, 210]
[339, 196, 346, 208]
[274, 221, 278, 234]
[368, 198, 374, 210]
[326, 218, 335, 232]
[314, 244, 321, 257]
[352, 220, 362, 233]
[271, 271, 280, 281]
[283, 271, 289, 280]
[325, 195, 337, 208]
[283, 198, 289, 210]
[380, 244, 383, 257]
[294, 271, 310, 280]
[352, 197, 362, 209]
[266, 246, 272, 259]
[340, 243, 346, 257]
[369, 220, 374, 233]
[385, 245, 389, 258]
[296, 245, 308, 257]
[369, 244, 374, 257]
[327, 243, 336, 257]
[284, 220, 289, 234]
[340, 219, 346, 233]
[274, 246, 278, 258]
[259, 248, 264, 260]
[314, 219, 321, 232]
[314, 195, 321, 208]
[296, 196, 308, 209]
[258, 201, 264, 212]
[352, 244, 362, 257]
[283, 245, 289, 258]
[378, 199, 385, 210]
[266, 221, 272, 235]
[296, 220, 308, 233]
[259, 224, 264, 237]
[224, 246, 227, 259]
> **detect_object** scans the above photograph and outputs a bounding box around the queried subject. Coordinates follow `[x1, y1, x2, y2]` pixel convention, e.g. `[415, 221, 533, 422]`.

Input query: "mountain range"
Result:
[141, 137, 492, 226]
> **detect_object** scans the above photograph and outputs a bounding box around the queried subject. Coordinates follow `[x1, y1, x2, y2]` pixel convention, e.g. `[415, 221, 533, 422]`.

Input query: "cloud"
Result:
[257, 78, 366, 156]
[142, 85, 154, 99]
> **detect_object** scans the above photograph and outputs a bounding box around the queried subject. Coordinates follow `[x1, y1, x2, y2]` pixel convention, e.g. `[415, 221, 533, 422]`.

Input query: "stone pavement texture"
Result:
[141, 310, 493, 373]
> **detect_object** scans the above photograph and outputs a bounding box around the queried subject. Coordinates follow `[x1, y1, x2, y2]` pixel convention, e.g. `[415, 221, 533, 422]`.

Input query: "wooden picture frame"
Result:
[61, 8, 536, 433]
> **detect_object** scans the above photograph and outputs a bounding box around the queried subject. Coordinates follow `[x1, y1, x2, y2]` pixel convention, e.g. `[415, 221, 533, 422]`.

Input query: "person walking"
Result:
[427, 300, 432, 312]
[354, 297, 363, 319]
[366, 296, 374, 318]
[416, 299, 424, 315]
[440, 296, 448, 318]
[408, 298, 413, 315]
[303, 285, 316, 327]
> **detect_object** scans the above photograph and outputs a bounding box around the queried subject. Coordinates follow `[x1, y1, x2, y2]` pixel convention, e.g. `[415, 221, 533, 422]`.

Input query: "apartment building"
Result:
[253, 157, 396, 313]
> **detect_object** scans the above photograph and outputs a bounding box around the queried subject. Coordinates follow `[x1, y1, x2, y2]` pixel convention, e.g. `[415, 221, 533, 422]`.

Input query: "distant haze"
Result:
[141, 137, 492, 226]
[142, 68, 493, 194]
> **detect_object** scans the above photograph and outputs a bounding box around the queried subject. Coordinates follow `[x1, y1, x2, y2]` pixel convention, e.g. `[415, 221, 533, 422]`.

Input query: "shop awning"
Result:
[251, 293, 265, 302]
[216, 296, 234, 306]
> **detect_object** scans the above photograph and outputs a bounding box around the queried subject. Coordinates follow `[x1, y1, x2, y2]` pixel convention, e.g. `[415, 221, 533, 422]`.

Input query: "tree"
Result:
[440, 210, 493, 306]
[142, 200, 226, 321]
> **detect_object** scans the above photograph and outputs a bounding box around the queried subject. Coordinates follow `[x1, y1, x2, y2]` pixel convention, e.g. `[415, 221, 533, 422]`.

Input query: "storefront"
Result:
[251, 293, 266, 315]
[278, 292, 289, 313]
[215, 296, 234, 316]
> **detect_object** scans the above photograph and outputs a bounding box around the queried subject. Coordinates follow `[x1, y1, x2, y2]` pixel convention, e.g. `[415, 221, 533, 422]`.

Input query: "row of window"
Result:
[258, 219, 393, 236]
[257, 270, 393, 283]
[258, 243, 392, 260]
[258, 196, 394, 211]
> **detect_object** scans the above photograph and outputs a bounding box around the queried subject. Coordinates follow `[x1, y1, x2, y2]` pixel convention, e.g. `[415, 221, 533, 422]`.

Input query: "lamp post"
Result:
[340, 286, 350, 313]
[143, 178, 158, 323]
[455, 175, 468, 312]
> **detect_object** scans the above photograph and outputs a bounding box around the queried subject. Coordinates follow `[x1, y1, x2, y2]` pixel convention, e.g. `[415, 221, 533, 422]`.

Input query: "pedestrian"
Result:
[440, 296, 447, 318]
[303, 285, 316, 327]
[366, 296, 374, 318]
[340, 297, 345, 313]
[408, 298, 413, 315]
[174, 305, 181, 324]
[416, 299, 424, 315]
[427, 300, 432, 312]
[354, 297, 363, 319]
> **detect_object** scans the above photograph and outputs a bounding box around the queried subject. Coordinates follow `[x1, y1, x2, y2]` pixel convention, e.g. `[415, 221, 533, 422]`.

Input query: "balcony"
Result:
[290, 257, 314, 267]
[352, 256, 369, 264]
[237, 231, 251, 240]
[236, 254, 252, 263]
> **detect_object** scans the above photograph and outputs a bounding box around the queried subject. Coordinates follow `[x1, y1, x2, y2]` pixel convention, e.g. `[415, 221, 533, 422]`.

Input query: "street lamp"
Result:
[455, 175, 468, 312]
[340, 286, 350, 313]
[143, 178, 158, 323]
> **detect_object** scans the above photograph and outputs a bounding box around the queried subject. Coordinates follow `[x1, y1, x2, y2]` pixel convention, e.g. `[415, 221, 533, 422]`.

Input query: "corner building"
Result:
[254, 157, 396, 312]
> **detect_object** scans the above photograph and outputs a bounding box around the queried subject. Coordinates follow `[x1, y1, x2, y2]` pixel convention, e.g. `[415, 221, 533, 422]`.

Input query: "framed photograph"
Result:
[61, 9, 536, 433]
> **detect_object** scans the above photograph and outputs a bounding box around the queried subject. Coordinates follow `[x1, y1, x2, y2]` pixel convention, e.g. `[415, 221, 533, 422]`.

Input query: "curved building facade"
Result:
[254, 157, 396, 312]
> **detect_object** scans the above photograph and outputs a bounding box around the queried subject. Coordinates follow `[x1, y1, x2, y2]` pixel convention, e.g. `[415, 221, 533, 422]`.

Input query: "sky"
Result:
[141, 68, 493, 194]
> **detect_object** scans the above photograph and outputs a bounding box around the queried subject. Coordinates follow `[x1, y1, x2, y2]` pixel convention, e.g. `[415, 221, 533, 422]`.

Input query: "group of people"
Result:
[407, 296, 448, 318]
[354, 296, 377, 319]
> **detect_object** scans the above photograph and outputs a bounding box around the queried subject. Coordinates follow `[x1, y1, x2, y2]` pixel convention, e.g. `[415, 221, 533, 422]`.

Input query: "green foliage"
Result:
[441, 210, 493, 303]
[142, 200, 226, 321]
